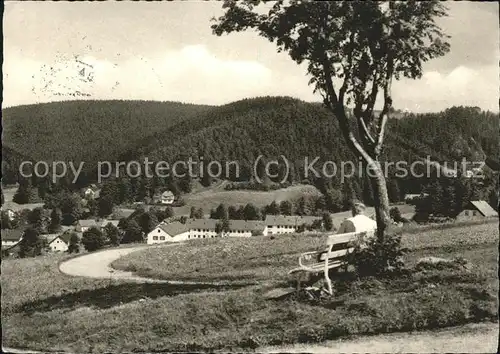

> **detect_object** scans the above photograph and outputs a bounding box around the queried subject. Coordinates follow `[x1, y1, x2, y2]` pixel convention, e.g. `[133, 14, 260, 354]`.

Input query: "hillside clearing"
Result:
[174, 183, 323, 215]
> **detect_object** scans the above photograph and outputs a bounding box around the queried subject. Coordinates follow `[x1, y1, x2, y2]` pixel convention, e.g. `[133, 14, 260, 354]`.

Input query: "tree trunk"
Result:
[361, 155, 391, 242]
[368, 165, 391, 242]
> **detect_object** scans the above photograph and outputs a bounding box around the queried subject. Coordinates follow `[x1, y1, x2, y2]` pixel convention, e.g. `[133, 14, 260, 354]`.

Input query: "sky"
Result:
[3, 1, 499, 112]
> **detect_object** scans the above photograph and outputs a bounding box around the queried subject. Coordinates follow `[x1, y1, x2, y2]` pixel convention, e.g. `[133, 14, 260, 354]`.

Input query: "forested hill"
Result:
[1, 99, 212, 165]
[124, 97, 499, 179]
[2, 97, 498, 188]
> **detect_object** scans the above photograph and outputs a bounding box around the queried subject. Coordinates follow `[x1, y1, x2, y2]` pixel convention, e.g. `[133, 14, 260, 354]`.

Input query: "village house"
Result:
[147, 221, 190, 244]
[75, 219, 119, 233]
[152, 190, 175, 205]
[456, 200, 498, 220]
[46, 233, 72, 252]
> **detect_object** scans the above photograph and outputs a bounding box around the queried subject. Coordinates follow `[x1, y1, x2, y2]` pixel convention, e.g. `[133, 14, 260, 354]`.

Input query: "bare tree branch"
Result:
[323, 60, 374, 164]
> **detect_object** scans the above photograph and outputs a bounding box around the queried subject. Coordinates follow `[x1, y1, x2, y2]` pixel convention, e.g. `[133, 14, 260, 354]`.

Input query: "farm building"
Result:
[147, 219, 265, 244]
[456, 200, 498, 220]
[262, 215, 322, 236]
[147, 221, 190, 244]
[147, 215, 324, 245]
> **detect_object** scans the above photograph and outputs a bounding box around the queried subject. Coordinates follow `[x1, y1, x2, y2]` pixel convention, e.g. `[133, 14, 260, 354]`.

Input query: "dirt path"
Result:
[262, 322, 499, 353]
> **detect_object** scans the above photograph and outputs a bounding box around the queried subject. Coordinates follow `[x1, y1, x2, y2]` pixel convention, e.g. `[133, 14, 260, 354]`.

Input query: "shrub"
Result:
[81, 226, 106, 252]
[389, 207, 403, 223]
[348, 232, 408, 277]
[67, 232, 80, 253]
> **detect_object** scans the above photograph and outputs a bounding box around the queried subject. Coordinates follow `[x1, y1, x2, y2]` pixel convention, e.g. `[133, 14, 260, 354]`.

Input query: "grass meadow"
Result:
[174, 183, 323, 215]
[2, 220, 498, 352]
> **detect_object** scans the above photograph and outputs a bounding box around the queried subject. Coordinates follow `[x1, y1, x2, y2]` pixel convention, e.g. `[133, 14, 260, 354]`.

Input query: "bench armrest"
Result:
[298, 251, 322, 268]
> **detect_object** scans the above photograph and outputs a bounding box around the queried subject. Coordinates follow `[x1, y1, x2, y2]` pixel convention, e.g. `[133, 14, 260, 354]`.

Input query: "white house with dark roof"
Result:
[46, 232, 72, 252]
[147, 221, 190, 244]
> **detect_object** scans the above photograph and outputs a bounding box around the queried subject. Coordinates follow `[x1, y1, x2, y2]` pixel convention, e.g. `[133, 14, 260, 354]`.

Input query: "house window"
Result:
[160, 236, 165, 240]
[153, 236, 158, 240]
[158, 229, 161, 233]
[472, 211, 477, 216]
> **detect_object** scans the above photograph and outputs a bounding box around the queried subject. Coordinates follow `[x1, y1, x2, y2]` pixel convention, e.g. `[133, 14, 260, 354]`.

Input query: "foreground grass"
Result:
[2, 221, 498, 352]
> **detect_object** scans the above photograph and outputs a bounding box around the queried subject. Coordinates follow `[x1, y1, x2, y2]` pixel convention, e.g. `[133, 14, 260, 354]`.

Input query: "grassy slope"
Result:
[111, 220, 498, 282]
[174, 183, 323, 215]
[2, 222, 497, 352]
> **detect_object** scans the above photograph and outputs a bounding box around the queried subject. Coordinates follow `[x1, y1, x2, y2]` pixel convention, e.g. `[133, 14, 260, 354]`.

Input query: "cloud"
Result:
[3, 46, 498, 113]
[392, 65, 498, 112]
[3, 45, 274, 107]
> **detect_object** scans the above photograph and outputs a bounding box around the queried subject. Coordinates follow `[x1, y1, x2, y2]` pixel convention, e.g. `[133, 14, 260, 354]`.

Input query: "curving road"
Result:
[56, 245, 499, 353]
[59, 244, 217, 285]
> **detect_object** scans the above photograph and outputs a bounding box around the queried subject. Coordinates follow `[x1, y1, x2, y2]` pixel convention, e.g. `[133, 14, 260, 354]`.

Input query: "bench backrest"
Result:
[318, 229, 376, 262]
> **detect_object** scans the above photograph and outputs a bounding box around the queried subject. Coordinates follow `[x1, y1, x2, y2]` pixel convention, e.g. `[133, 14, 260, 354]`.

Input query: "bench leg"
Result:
[324, 271, 333, 295]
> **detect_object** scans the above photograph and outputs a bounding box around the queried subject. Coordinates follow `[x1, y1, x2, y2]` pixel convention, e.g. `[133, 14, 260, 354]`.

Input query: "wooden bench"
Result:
[289, 229, 376, 295]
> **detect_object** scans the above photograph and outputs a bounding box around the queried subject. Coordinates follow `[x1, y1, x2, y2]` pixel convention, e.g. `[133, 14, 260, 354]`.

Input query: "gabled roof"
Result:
[469, 201, 498, 217]
[187, 218, 218, 230]
[264, 215, 321, 226]
[1, 228, 24, 242]
[158, 221, 189, 236]
[77, 219, 100, 227]
[101, 220, 120, 228]
[227, 220, 265, 231]
[59, 232, 74, 244]
[47, 233, 72, 245]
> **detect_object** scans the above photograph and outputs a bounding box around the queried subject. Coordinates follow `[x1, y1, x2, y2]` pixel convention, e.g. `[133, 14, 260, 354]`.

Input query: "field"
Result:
[2, 221, 498, 352]
[174, 183, 323, 215]
[111, 220, 498, 283]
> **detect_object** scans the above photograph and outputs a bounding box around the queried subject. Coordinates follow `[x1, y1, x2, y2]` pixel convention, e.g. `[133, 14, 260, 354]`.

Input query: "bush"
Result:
[389, 207, 403, 223]
[81, 227, 106, 252]
[348, 232, 408, 277]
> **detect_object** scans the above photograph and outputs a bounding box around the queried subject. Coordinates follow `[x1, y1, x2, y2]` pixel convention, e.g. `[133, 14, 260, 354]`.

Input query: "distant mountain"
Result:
[2, 100, 212, 166]
[124, 97, 498, 177]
